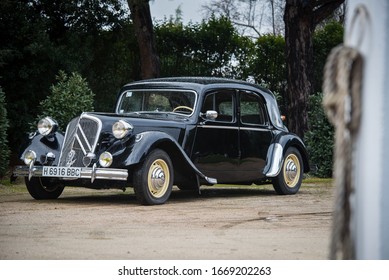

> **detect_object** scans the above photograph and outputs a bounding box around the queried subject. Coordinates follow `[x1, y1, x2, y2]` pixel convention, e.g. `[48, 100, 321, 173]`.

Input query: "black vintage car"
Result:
[14, 77, 309, 205]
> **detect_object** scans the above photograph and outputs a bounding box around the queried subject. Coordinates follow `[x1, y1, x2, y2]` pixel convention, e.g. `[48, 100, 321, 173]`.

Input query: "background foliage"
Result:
[35, 71, 95, 131]
[0, 1, 343, 176]
[304, 93, 334, 177]
[0, 87, 10, 177]
[313, 21, 344, 93]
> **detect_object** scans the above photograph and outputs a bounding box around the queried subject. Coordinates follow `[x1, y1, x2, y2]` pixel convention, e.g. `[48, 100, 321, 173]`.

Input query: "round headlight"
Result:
[37, 117, 58, 136]
[112, 120, 133, 139]
[99, 152, 113, 167]
[23, 150, 37, 165]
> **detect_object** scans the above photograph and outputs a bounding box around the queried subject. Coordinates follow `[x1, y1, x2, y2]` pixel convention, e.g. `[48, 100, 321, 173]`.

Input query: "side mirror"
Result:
[203, 110, 218, 120]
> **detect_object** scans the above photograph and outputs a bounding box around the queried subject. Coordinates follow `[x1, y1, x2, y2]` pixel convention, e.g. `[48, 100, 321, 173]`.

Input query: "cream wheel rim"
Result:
[283, 154, 301, 188]
[147, 159, 170, 198]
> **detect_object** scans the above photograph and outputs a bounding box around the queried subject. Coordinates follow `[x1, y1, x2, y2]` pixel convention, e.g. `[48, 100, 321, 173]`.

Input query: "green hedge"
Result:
[0, 87, 10, 177]
[35, 71, 95, 131]
[305, 93, 334, 178]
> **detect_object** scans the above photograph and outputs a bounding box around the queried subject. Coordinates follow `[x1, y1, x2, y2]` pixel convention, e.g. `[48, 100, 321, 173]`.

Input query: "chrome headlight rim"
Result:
[112, 120, 133, 139]
[23, 150, 37, 166]
[99, 152, 113, 168]
[37, 117, 58, 136]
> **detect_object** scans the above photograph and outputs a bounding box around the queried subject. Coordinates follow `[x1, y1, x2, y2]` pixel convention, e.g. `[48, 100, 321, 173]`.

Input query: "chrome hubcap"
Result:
[151, 166, 165, 189]
[148, 159, 170, 198]
[283, 154, 300, 188]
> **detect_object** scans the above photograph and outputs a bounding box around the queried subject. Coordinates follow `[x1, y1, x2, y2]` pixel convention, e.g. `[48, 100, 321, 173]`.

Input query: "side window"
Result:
[240, 91, 267, 125]
[202, 90, 234, 123]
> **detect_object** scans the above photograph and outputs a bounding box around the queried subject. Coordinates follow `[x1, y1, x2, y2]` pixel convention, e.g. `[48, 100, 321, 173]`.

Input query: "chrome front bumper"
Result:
[13, 164, 128, 182]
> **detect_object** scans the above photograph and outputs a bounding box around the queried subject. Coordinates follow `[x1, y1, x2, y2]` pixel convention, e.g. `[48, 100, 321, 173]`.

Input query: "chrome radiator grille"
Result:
[58, 115, 102, 167]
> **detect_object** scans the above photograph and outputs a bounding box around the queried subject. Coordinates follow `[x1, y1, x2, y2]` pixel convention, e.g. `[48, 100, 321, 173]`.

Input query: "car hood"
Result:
[80, 112, 188, 141]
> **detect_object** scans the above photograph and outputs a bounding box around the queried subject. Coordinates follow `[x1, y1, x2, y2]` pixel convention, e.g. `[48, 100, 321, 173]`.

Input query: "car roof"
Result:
[118, 77, 285, 130]
[121, 77, 274, 97]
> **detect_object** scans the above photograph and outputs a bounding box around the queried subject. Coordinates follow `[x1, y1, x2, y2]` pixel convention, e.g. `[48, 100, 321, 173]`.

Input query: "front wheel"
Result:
[25, 177, 65, 199]
[133, 149, 174, 205]
[272, 147, 303, 195]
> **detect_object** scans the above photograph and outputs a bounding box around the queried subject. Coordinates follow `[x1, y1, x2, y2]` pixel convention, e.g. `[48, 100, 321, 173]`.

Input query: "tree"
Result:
[267, 0, 285, 35]
[202, 0, 262, 37]
[36, 71, 94, 131]
[0, 0, 129, 153]
[284, 0, 344, 138]
[247, 34, 286, 98]
[201, 0, 285, 37]
[127, 0, 160, 79]
[155, 17, 249, 78]
[313, 21, 344, 93]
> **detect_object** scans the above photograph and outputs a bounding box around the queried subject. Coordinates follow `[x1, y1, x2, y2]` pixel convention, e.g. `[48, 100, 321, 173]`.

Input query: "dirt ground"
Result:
[0, 179, 334, 260]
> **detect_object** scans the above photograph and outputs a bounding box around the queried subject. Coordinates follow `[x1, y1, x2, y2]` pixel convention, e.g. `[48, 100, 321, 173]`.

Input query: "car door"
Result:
[192, 89, 240, 182]
[238, 90, 273, 182]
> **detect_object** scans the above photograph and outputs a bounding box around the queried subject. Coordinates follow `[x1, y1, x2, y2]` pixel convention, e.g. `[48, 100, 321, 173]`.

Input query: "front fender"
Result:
[120, 131, 217, 184]
[19, 132, 64, 166]
[263, 132, 310, 177]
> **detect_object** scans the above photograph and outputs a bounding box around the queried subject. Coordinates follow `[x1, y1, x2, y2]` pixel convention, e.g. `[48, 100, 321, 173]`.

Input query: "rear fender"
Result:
[263, 132, 310, 177]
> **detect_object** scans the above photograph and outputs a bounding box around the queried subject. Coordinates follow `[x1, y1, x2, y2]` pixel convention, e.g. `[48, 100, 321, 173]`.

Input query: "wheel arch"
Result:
[264, 132, 310, 177]
[155, 139, 198, 185]
[281, 137, 310, 173]
[125, 131, 217, 185]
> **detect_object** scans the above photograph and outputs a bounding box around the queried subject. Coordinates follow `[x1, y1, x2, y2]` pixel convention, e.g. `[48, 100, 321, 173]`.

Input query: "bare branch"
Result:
[313, 0, 345, 26]
[231, 20, 261, 36]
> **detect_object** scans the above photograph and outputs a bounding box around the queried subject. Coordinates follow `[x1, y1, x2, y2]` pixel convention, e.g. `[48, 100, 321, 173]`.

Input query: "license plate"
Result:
[42, 166, 81, 178]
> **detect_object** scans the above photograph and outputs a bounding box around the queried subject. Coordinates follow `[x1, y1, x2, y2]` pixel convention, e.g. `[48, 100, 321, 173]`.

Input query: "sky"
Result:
[148, 0, 275, 36]
[149, 0, 207, 24]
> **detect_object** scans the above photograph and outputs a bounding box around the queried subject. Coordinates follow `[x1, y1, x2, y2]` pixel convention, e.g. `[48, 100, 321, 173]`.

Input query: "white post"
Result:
[346, 0, 389, 259]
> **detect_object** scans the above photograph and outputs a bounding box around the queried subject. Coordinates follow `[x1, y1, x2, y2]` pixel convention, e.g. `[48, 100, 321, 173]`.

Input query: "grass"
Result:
[303, 177, 333, 184]
[0, 180, 27, 194]
[0, 176, 333, 197]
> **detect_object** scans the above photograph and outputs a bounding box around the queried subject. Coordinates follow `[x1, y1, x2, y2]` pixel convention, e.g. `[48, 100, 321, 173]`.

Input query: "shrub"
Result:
[0, 87, 10, 178]
[36, 71, 94, 131]
[305, 93, 334, 178]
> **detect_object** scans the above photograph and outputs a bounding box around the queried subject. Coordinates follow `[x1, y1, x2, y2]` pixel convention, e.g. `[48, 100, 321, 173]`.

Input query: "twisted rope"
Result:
[322, 45, 363, 259]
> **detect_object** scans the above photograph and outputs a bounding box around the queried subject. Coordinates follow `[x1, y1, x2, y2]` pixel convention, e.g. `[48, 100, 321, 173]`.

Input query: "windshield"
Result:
[116, 90, 197, 116]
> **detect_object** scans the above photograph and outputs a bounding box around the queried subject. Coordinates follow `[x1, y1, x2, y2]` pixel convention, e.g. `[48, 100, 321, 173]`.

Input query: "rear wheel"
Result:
[272, 147, 303, 195]
[133, 149, 173, 205]
[25, 177, 65, 199]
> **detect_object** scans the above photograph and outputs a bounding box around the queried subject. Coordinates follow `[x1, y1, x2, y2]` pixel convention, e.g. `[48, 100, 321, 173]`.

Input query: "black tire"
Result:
[25, 177, 65, 200]
[133, 149, 173, 205]
[272, 147, 303, 195]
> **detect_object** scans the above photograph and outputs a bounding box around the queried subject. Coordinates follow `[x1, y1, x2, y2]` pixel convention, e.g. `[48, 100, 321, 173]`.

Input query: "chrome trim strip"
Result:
[265, 143, 284, 177]
[75, 134, 87, 155]
[198, 125, 269, 132]
[240, 126, 271, 132]
[198, 125, 239, 130]
[13, 166, 128, 182]
[77, 123, 92, 151]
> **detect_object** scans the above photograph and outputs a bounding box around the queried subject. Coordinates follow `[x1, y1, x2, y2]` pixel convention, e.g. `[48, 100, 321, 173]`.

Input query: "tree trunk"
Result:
[284, 0, 344, 139]
[128, 0, 160, 79]
[284, 1, 313, 139]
